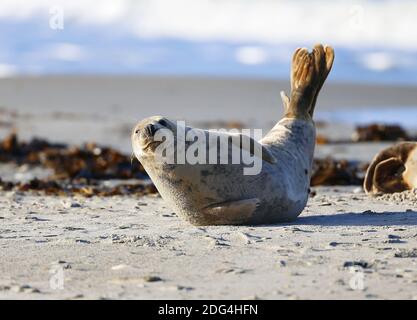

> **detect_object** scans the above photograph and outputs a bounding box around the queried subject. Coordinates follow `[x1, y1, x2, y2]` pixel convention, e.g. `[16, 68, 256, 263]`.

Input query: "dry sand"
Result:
[1, 76, 417, 299]
[1, 187, 416, 300]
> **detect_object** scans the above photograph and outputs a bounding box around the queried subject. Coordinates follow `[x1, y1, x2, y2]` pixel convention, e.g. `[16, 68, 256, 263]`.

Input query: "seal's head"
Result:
[364, 142, 417, 195]
[131, 116, 176, 159]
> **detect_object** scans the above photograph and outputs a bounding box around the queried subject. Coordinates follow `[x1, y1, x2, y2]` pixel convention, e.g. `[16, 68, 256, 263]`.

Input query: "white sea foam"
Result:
[1, 0, 417, 80]
[1, 0, 417, 49]
[0, 63, 17, 77]
[48, 43, 85, 62]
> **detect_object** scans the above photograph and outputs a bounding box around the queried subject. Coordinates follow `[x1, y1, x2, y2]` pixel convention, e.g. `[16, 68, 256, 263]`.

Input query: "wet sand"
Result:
[1, 76, 417, 153]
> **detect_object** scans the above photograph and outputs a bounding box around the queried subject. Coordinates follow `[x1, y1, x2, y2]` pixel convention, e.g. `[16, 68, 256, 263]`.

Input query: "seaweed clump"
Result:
[311, 158, 367, 186]
[0, 132, 156, 197]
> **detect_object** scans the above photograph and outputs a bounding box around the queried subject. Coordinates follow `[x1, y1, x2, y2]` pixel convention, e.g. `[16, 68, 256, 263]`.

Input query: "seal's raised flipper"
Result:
[310, 44, 334, 117]
[281, 44, 334, 120]
[230, 133, 277, 164]
[202, 198, 260, 225]
[282, 47, 316, 121]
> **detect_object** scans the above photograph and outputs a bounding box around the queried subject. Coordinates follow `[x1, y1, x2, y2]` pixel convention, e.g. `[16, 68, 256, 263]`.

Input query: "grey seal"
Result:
[132, 44, 334, 225]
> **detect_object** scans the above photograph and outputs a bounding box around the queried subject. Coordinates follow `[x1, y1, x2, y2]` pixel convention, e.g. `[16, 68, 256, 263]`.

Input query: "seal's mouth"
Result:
[141, 139, 162, 151]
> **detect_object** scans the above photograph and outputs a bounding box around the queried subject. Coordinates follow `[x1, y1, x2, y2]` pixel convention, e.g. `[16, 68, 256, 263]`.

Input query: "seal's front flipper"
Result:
[202, 198, 260, 225]
[231, 133, 277, 164]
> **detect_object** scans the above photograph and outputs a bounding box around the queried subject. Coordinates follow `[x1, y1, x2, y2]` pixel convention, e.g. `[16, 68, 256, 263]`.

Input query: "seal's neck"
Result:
[261, 117, 316, 163]
[281, 91, 315, 122]
[266, 117, 315, 139]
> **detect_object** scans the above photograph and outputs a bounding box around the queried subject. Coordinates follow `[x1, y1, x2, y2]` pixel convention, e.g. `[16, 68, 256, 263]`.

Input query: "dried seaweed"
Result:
[0, 132, 146, 180]
[315, 123, 412, 144]
[311, 158, 367, 186]
[0, 132, 155, 197]
[352, 124, 410, 142]
[0, 177, 158, 197]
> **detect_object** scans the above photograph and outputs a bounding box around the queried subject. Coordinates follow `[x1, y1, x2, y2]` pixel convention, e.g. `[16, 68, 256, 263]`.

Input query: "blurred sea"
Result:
[0, 0, 417, 84]
[316, 107, 417, 130]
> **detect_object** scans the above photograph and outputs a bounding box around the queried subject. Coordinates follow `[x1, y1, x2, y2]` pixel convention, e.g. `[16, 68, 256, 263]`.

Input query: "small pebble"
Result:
[111, 264, 129, 271]
[353, 187, 363, 194]
[61, 200, 82, 209]
[143, 275, 162, 282]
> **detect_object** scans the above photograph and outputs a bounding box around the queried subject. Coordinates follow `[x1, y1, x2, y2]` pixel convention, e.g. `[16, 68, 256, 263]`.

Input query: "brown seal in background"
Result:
[364, 142, 417, 195]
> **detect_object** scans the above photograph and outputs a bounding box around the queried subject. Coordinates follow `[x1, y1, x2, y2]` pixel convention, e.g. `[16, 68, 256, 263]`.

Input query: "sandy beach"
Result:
[1, 76, 417, 299]
[1, 188, 416, 300]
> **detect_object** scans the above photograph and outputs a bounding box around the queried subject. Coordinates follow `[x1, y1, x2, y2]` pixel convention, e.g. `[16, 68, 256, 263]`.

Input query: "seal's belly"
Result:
[144, 161, 309, 224]
[157, 163, 259, 205]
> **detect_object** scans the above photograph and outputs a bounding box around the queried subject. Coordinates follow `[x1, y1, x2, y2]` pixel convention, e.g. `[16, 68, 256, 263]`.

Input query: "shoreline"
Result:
[1, 75, 416, 154]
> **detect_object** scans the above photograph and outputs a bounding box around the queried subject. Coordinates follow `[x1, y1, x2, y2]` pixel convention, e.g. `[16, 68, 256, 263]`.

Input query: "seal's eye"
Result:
[135, 129, 140, 134]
